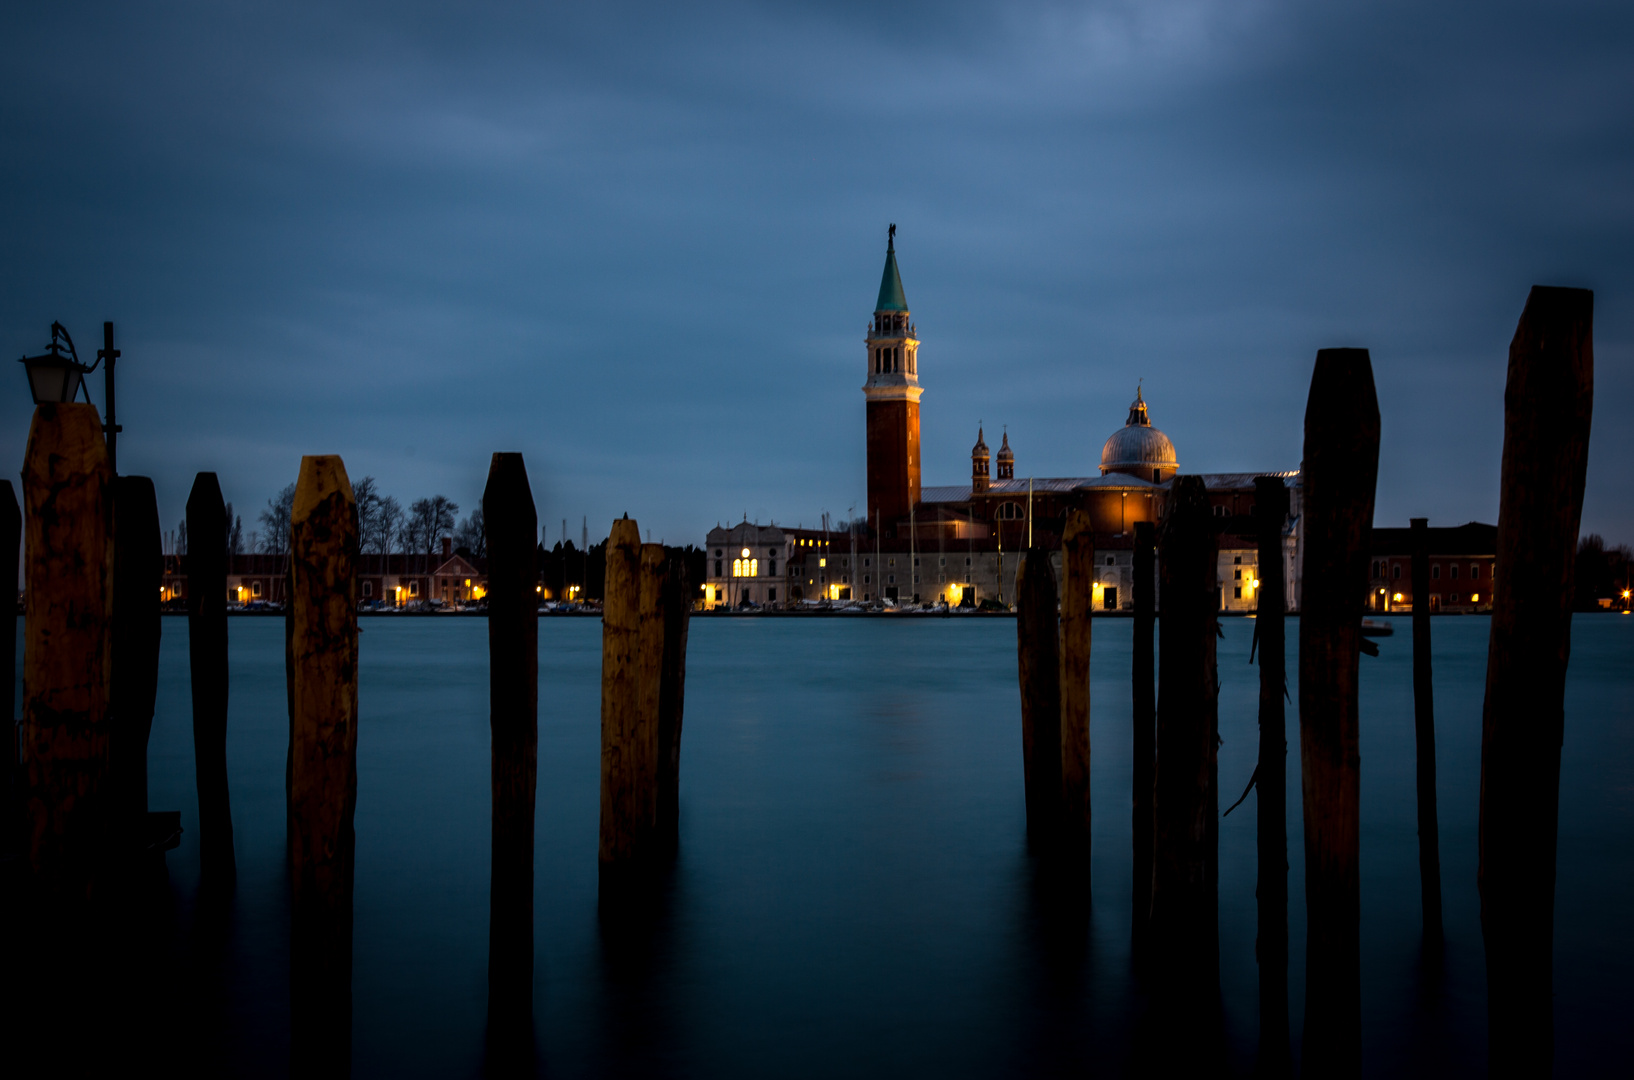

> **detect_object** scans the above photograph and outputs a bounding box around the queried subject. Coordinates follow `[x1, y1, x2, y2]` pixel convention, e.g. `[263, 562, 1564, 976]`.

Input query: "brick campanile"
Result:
[863, 224, 921, 537]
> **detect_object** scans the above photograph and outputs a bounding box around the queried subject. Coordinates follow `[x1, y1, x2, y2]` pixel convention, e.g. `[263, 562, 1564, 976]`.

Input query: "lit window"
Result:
[819, 558, 826, 567]
[252, 581, 263, 598]
[751, 559, 758, 576]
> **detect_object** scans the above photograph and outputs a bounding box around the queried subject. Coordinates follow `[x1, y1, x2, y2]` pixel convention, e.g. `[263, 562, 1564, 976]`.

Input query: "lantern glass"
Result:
[20, 354, 84, 404]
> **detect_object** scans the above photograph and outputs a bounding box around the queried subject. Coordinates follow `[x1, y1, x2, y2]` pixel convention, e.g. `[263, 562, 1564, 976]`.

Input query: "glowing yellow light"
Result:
[1471, 594, 1479, 603]
[819, 558, 826, 567]
[1624, 590, 1631, 599]
[1393, 593, 1403, 602]
[741, 548, 750, 558]
[1252, 580, 1261, 588]
[536, 585, 542, 592]
[464, 578, 471, 587]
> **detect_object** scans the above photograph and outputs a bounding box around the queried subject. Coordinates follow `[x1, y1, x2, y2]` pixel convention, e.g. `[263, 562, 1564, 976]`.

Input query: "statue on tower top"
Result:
[888, 223, 896, 248]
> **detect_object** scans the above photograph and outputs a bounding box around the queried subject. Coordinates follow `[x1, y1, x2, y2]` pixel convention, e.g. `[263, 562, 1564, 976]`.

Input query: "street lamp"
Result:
[16, 321, 123, 473]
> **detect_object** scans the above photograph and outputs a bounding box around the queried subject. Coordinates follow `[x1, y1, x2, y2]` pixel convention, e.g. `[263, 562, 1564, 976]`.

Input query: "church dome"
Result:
[1100, 387, 1178, 482]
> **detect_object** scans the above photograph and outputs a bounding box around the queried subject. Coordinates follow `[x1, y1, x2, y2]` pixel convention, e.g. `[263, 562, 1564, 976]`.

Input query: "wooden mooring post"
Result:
[186, 473, 235, 877]
[1479, 285, 1593, 1076]
[601, 517, 693, 893]
[1254, 475, 1291, 1078]
[110, 476, 163, 854]
[1298, 348, 1379, 1078]
[1409, 517, 1444, 952]
[287, 455, 359, 1071]
[600, 517, 645, 884]
[1016, 547, 1061, 845]
[1148, 474, 1220, 1067]
[1059, 511, 1093, 864]
[21, 403, 113, 893]
[1131, 519, 1156, 940]
[483, 453, 538, 1050]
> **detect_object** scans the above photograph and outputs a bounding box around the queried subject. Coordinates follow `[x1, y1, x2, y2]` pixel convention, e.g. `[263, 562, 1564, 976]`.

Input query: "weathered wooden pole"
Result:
[1151, 476, 1218, 953]
[21, 403, 113, 892]
[634, 544, 668, 846]
[483, 453, 538, 1044]
[655, 549, 691, 850]
[1298, 348, 1379, 1078]
[1479, 285, 1593, 1076]
[110, 476, 163, 851]
[1016, 547, 1062, 844]
[1059, 510, 1093, 863]
[287, 455, 359, 1072]
[2, 482, 19, 814]
[1409, 517, 1444, 952]
[1132, 519, 1156, 939]
[186, 473, 235, 877]
[1254, 475, 1291, 1078]
[599, 516, 644, 886]
[1148, 474, 1220, 1066]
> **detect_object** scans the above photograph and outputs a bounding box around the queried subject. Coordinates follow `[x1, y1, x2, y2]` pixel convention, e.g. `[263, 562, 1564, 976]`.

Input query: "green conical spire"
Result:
[875, 224, 908, 313]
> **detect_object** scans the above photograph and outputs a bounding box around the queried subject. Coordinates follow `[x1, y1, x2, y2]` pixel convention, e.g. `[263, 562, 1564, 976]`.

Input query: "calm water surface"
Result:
[12, 614, 1634, 1076]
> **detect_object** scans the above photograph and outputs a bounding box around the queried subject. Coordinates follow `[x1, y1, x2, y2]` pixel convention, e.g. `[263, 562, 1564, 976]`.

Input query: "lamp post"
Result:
[17, 320, 123, 474]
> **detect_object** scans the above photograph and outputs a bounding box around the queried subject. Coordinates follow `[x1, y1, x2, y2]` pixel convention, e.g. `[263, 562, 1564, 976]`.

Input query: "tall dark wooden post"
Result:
[1151, 477, 1218, 951]
[1132, 519, 1156, 938]
[2, 482, 19, 817]
[1149, 475, 1220, 1067]
[1298, 349, 1379, 1078]
[1016, 547, 1062, 844]
[186, 473, 235, 877]
[21, 403, 113, 892]
[599, 516, 643, 885]
[1254, 475, 1291, 1077]
[655, 550, 691, 850]
[483, 453, 538, 1053]
[1479, 286, 1593, 1076]
[110, 476, 163, 850]
[287, 455, 360, 1073]
[1059, 511, 1094, 863]
[1410, 517, 1444, 951]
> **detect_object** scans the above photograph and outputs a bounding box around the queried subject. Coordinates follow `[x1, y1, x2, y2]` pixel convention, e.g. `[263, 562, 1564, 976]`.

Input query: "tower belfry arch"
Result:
[863, 224, 922, 536]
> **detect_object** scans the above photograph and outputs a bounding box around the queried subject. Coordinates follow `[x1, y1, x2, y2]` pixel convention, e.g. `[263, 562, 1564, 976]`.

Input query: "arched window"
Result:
[732, 558, 743, 577]
[996, 502, 1024, 520]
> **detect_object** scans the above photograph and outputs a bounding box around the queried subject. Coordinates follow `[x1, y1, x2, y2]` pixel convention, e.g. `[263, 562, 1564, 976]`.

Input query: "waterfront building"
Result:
[1366, 521, 1497, 613]
[704, 228, 1304, 611]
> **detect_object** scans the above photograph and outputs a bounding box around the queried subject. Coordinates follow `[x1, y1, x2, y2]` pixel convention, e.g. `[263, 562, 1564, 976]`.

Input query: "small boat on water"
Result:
[1361, 618, 1394, 637]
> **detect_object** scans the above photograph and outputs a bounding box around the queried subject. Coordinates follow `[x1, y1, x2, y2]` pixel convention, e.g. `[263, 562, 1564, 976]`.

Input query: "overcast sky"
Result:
[3, 1, 1630, 548]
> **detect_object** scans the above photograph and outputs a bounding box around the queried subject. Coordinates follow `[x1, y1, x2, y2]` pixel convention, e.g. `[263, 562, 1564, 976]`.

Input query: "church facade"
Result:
[704, 229, 1303, 611]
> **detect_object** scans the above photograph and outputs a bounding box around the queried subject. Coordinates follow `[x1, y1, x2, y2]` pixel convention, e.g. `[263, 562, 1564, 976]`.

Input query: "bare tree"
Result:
[225, 503, 243, 560]
[257, 484, 296, 557]
[454, 507, 486, 560]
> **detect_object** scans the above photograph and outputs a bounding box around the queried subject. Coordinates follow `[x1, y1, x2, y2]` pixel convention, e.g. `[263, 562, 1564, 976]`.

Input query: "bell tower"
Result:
[863, 224, 921, 536]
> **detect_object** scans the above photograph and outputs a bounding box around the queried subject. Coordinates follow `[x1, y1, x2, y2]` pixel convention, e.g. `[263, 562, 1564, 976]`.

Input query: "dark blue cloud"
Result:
[3, 1, 1629, 546]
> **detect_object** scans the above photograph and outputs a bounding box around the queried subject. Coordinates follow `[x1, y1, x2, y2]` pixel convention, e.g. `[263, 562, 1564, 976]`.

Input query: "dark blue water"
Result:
[13, 614, 1634, 1075]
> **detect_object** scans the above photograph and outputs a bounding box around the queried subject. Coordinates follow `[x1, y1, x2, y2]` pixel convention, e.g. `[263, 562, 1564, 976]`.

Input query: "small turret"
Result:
[972, 425, 990, 493]
[996, 429, 1014, 481]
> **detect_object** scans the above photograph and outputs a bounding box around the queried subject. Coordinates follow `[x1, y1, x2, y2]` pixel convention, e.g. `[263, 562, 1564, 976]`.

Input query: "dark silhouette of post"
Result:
[186, 473, 235, 877]
[21, 403, 113, 893]
[1254, 476, 1291, 1077]
[1299, 349, 1379, 1078]
[1059, 510, 1094, 863]
[110, 476, 163, 852]
[1149, 475, 1220, 1067]
[2, 482, 19, 818]
[1479, 286, 1593, 1076]
[1410, 517, 1444, 952]
[1016, 548, 1062, 844]
[600, 516, 643, 886]
[1132, 519, 1156, 940]
[483, 453, 538, 1054]
[655, 550, 691, 850]
[287, 456, 360, 1073]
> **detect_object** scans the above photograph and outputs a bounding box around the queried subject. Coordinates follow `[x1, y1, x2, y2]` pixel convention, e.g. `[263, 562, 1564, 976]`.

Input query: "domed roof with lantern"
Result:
[1100, 385, 1179, 482]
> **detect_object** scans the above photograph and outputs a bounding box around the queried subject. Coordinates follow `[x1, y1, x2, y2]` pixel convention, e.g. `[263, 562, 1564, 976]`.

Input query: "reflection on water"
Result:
[7, 614, 1634, 1076]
